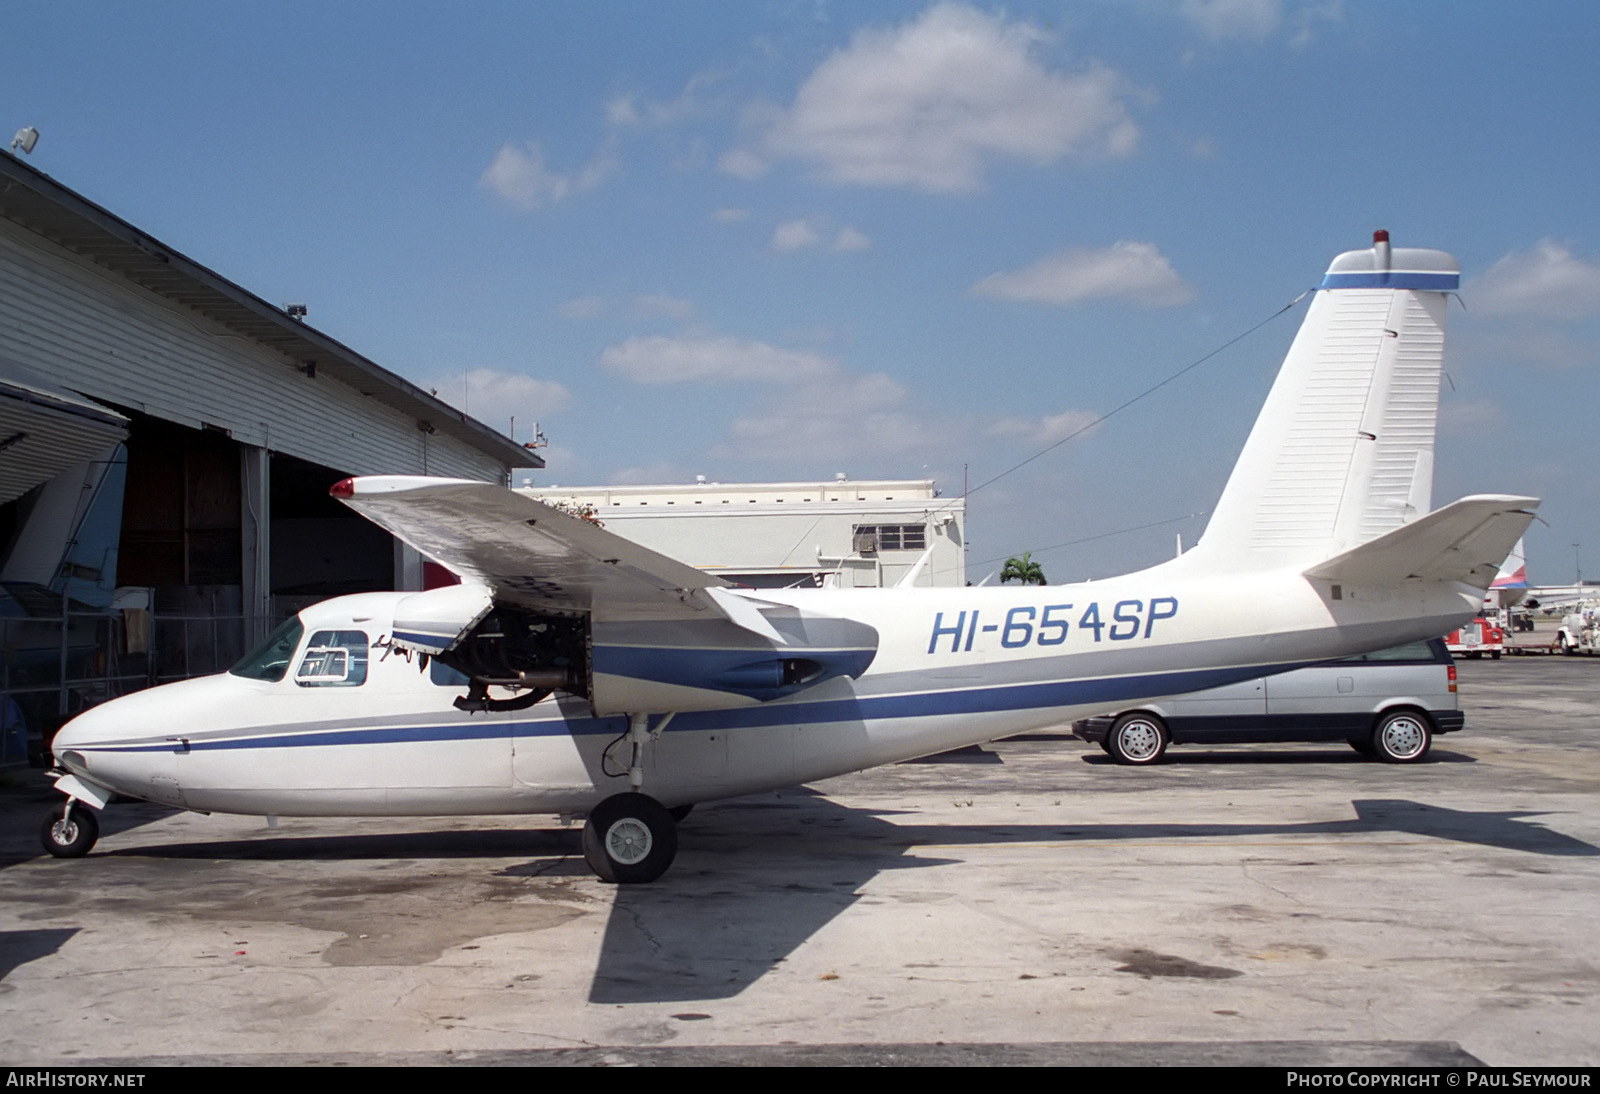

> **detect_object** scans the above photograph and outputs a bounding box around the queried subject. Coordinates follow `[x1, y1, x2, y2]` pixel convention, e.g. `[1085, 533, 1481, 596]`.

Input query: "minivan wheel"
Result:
[1106, 713, 1168, 765]
[1370, 711, 1432, 763]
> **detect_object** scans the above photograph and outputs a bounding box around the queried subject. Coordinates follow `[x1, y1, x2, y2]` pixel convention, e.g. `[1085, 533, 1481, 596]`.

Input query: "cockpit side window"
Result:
[229, 617, 306, 682]
[296, 630, 370, 687]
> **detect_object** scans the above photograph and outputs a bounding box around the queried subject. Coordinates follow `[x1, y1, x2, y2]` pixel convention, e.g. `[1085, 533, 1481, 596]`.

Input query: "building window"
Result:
[852, 523, 927, 552]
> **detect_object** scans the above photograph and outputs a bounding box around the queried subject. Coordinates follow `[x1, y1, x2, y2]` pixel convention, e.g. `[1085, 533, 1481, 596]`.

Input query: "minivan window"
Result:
[1337, 640, 1438, 663]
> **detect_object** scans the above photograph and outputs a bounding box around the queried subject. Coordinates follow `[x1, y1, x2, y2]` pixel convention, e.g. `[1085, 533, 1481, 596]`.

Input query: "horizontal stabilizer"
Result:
[1303, 495, 1539, 590]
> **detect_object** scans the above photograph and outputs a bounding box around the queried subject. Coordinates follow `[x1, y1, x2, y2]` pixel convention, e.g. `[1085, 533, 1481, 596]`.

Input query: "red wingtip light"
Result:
[330, 478, 355, 498]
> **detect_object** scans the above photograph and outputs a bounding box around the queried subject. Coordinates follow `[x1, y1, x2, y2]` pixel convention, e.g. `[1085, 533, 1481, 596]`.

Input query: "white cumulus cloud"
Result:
[772, 219, 823, 252]
[420, 368, 572, 430]
[598, 333, 837, 385]
[481, 141, 616, 210]
[770, 217, 871, 253]
[831, 226, 871, 252]
[1180, 0, 1283, 41]
[729, 2, 1140, 193]
[1469, 239, 1600, 319]
[988, 408, 1100, 447]
[971, 240, 1195, 308]
[717, 372, 924, 464]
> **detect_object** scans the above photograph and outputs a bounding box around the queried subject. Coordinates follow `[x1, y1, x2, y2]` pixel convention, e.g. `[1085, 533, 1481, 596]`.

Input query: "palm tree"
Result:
[1000, 552, 1047, 585]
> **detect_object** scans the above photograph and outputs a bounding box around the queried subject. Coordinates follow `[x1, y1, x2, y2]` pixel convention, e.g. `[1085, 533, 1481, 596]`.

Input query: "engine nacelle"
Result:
[586, 615, 878, 716]
[389, 585, 878, 715]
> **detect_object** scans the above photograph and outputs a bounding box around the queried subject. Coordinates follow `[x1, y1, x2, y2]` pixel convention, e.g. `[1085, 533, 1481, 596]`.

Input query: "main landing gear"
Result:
[583, 792, 678, 883]
[582, 711, 683, 883]
[41, 801, 100, 858]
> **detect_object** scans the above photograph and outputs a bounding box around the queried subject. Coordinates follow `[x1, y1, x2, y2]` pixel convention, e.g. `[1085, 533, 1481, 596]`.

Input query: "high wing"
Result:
[332, 475, 727, 622]
[332, 476, 879, 713]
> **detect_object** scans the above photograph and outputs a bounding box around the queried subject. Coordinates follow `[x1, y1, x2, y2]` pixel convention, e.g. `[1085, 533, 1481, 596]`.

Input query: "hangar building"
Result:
[0, 151, 539, 759]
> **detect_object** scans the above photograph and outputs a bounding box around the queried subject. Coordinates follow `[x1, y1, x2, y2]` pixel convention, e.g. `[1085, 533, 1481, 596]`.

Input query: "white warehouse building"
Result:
[523, 478, 966, 589]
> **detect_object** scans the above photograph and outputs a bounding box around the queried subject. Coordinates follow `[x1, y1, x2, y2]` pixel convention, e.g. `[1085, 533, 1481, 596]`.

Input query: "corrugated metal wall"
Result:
[0, 220, 503, 482]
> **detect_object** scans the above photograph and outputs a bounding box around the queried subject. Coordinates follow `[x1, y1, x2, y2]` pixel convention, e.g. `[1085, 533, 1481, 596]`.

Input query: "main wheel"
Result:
[582, 792, 678, 884]
[1106, 712, 1168, 765]
[40, 804, 99, 858]
[1370, 710, 1432, 763]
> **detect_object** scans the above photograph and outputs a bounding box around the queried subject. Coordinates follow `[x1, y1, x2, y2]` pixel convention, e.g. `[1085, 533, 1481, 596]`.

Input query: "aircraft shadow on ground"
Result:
[586, 793, 1597, 1004]
[0, 927, 79, 981]
[31, 790, 1593, 1005]
[102, 826, 586, 865]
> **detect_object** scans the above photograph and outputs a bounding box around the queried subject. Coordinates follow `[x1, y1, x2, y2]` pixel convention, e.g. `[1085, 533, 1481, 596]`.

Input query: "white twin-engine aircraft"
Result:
[44, 234, 1536, 882]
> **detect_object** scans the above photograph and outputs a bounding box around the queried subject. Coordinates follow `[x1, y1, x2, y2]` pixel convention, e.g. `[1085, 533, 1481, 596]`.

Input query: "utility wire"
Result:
[963, 288, 1312, 501]
[966, 509, 1211, 572]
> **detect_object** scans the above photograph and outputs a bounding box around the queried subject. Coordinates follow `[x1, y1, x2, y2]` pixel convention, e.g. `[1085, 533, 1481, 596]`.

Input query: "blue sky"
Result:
[6, 1, 1599, 583]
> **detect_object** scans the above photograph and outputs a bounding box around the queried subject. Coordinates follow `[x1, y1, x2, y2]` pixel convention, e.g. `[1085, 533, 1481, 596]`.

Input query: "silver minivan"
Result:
[1071, 638, 1461, 765]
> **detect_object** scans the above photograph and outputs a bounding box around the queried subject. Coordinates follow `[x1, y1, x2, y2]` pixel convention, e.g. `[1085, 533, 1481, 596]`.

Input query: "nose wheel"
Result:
[40, 802, 100, 858]
[582, 792, 677, 884]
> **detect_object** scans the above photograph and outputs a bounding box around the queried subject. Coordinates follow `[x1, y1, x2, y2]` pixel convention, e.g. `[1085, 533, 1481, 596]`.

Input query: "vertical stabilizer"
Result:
[1186, 232, 1459, 571]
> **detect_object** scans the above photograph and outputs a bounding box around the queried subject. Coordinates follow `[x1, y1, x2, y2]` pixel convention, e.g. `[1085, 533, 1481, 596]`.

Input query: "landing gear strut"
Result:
[583, 711, 683, 882]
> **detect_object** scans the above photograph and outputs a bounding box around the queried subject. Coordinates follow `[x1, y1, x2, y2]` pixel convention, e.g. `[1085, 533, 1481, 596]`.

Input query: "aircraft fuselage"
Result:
[51, 561, 1478, 819]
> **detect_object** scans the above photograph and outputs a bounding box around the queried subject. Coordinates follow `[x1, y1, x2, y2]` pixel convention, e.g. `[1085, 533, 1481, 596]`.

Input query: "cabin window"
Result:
[295, 630, 370, 687]
[229, 617, 305, 682]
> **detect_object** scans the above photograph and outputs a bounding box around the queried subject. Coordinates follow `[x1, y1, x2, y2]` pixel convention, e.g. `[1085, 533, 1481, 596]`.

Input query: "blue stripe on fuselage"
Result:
[70, 660, 1315, 755]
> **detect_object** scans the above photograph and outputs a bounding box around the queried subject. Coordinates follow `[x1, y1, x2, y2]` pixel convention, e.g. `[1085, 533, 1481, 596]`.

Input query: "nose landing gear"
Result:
[41, 801, 100, 858]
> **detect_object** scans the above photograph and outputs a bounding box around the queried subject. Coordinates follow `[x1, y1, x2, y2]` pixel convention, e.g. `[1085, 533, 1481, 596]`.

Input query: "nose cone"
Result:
[51, 674, 243, 804]
[53, 687, 162, 756]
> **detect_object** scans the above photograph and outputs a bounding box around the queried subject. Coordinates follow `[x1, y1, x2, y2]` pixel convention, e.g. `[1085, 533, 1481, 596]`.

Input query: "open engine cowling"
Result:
[388, 585, 877, 715]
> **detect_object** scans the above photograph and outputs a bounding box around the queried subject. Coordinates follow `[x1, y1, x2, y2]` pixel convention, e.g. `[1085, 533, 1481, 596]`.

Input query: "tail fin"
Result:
[1186, 232, 1460, 572]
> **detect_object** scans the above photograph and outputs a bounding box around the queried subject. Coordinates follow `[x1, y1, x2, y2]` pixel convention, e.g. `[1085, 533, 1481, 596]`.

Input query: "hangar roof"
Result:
[0, 154, 540, 470]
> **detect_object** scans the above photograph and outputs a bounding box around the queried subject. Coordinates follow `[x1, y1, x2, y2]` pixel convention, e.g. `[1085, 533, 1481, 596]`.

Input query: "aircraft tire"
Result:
[583, 792, 677, 884]
[1106, 713, 1168, 765]
[1370, 710, 1432, 764]
[40, 804, 99, 858]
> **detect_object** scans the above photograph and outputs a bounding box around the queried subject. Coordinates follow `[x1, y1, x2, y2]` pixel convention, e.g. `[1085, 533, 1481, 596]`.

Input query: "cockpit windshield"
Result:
[229, 617, 306, 682]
